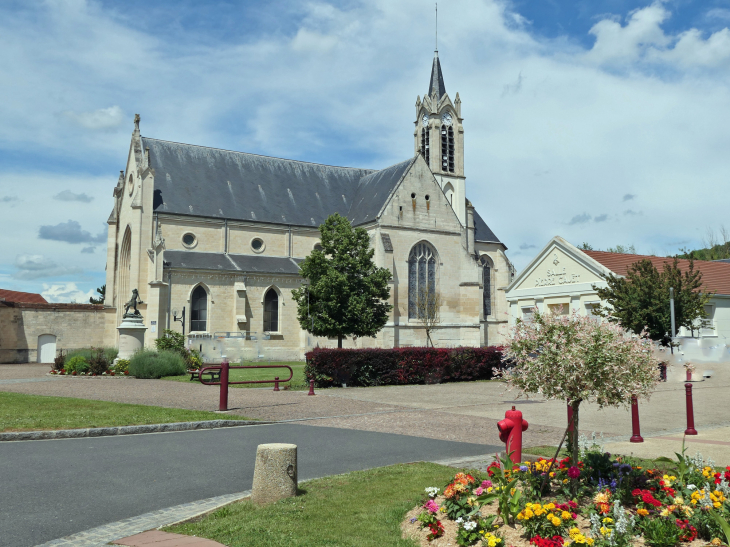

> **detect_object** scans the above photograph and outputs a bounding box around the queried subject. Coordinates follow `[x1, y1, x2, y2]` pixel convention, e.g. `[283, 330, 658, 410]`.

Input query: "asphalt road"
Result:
[1, 423, 498, 547]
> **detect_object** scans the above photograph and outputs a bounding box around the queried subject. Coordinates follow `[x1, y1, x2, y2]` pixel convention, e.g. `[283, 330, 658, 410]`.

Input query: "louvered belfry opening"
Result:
[421, 128, 430, 167]
[441, 125, 454, 173]
[480, 255, 492, 318]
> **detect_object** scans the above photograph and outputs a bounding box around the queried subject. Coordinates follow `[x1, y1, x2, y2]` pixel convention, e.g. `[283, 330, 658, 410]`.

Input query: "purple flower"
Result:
[520, 465, 529, 472]
[568, 466, 581, 479]
[481, 480, 493, 488]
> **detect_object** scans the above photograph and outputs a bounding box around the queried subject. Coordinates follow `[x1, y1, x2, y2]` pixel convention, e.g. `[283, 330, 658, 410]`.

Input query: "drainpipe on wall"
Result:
[166, 269, 172, 330]
[288, 225, 293, 257]
[224, 219, 228, 254]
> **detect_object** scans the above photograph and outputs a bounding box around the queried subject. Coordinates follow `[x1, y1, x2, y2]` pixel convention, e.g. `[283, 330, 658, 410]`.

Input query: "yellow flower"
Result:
[562, 511, 572, 520]
[563, 479, 569, 484]
[525, 509, 534, 519]
[546, 503, 556, 511]
[637, 508, 649, 517]
[552, 517, 562, 526]
[602, 518, 614, 524]
[673, 496, 684, 505]
[600, 527, 612, 537]
[569, 528, 581, 539]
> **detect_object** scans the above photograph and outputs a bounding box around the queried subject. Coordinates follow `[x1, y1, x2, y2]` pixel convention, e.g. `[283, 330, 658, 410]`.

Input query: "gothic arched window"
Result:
[191, 285, 208, 332]
[421, 128, 430, 168]
[480, 255, 493, 318]
[263, 288, 279, 332]
[408, 242, 437, 319]
[441, 125, 455, 173]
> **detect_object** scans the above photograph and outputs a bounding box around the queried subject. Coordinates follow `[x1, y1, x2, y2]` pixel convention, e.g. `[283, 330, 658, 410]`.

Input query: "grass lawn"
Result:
[162, 361, 308, 390]
[165, 462, 458, 546]
[0, 392, 253, 432]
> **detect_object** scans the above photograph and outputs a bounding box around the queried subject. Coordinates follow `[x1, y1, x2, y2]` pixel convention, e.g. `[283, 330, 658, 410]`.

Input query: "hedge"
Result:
[304, 346, 504, 388]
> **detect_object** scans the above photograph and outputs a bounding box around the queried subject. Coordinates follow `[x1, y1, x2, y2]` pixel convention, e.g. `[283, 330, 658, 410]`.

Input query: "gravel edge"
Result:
[0, 419, 267, 442]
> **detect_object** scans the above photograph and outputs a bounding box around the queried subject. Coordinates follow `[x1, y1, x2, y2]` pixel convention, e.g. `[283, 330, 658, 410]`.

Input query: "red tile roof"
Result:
[582, 251, 730, 295]
[0, 289, 48, 304]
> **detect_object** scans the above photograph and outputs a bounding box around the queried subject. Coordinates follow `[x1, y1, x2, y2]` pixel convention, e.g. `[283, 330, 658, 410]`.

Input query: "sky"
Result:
[1, 0, 729, 302]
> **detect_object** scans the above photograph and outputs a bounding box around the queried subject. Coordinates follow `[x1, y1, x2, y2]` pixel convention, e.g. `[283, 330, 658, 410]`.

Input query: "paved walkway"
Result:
[112, 531, 225, 546]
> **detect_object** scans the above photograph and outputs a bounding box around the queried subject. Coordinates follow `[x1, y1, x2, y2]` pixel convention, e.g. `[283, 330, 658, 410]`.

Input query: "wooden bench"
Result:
[189, 368, 221, 382]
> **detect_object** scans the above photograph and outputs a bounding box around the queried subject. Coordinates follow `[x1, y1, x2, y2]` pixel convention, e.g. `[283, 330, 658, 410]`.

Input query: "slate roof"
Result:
[164, 250, 301, 274]
[0, 289, 47, 304]
[428, 52, 447, 99]
[142, 136, 504, 248]
[583, 250, 730, 295]
[473, 209, 502, 245]
[144, 137, 412, 228]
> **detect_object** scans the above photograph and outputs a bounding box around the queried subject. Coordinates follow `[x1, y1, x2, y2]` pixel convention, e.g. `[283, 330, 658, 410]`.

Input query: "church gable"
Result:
[378, 154, 461, 232]
[509, 238, 607, 293]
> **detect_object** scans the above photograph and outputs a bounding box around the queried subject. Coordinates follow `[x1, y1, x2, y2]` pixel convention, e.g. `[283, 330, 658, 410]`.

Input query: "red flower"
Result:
[676, 519, 697, 542]
[530, 535, 565, 547]
[426, 520, 445, 541]
[568, 466, 581, 479]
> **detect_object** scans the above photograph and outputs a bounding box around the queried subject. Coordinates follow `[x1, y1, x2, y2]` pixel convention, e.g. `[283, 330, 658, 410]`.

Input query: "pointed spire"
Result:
[427, 51, 447, 100]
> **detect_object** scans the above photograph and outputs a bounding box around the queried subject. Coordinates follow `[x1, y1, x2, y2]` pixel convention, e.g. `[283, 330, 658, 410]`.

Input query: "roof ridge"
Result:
[141, 136, 377, 172]
[584, 249, 730, 266]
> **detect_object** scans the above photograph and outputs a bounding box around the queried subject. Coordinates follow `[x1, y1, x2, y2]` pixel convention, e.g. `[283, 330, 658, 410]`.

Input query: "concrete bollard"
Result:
[251, 443, 298, 504]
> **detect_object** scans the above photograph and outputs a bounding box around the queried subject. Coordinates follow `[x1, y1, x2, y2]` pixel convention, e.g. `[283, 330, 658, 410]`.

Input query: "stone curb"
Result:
[0, 419, 267, 442]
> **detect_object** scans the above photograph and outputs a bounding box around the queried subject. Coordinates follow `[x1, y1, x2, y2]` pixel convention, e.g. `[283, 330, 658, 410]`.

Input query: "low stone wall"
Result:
[0, 302, 106, 363]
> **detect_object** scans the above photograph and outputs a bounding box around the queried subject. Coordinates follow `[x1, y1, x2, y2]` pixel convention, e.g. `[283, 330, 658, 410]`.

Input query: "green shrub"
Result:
[155, 330, 185, 352]
[114, 359, 130, 373]
[66, 347, 118, 363]
[129, 350, 186, 379]
[65, 355, 89, 373]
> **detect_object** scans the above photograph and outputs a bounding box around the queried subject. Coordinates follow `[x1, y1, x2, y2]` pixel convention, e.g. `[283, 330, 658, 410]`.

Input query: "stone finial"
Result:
[251, 443, 298, 504]
[134, 113, 140, 131]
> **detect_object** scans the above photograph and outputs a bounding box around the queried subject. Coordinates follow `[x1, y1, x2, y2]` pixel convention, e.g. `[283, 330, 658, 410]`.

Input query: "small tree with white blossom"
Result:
[503, 308, 660, 466]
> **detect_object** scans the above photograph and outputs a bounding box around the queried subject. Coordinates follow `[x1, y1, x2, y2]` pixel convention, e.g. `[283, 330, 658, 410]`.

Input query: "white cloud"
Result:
[54, 190, 94, 202]
[41, 282, 94, 303]
[62, 105, 125, 130]
[0, 0, 729, 280]
[13, 254, 83, 280]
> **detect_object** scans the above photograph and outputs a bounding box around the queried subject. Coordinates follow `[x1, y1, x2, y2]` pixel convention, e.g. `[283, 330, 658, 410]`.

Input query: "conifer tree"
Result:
[292, 213, 392, 348]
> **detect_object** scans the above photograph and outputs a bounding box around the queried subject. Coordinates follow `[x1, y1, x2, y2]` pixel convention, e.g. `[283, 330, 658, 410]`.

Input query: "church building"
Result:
[101, 51, 513, 360]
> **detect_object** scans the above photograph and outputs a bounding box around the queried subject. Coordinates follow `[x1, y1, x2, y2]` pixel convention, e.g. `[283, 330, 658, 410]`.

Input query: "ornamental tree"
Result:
[593, 258, 711, 341]
[291, 213, 392, 348]
[503, 309, 660, 466]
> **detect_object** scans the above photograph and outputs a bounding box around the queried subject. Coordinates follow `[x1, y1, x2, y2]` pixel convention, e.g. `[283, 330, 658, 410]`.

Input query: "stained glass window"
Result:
[191, 286, 208, 332]
[408, 242, 437, 319]
[480, 255, 492, 318]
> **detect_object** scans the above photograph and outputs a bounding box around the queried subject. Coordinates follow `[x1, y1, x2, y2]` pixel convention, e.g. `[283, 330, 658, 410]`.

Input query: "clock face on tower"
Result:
[441, 112, 453, 126]
[421, 114, 429, 127]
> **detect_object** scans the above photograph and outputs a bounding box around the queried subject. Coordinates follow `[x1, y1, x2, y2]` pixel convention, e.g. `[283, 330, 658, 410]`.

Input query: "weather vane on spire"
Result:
[435, 3, 438, 52]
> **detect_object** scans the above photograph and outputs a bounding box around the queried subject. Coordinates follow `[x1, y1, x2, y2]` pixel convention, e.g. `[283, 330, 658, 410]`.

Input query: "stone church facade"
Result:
[101, 52, 513, 360]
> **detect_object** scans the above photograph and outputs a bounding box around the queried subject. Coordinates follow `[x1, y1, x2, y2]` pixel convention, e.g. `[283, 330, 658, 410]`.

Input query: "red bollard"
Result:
[686, 369, 692, 382]
[308, 379, 315, 396]
[630, 395, 644, 443]
[497, 406, 529, 464]
[219, 360, 229, 411]
[684, 383, 698, 435]
[273, 377, 280, 392]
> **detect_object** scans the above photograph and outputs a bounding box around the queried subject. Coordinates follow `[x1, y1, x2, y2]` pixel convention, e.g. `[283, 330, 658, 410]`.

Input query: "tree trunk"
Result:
[338, 335, 343, 348]
[570, 399, 581, 468]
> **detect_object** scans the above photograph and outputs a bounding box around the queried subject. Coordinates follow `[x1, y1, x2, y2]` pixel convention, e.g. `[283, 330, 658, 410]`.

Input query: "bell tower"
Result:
[414, 50, 466, 225]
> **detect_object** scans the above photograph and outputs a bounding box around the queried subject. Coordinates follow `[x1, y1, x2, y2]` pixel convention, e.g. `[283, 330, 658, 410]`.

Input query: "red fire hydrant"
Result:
[498, 406, 528, 464]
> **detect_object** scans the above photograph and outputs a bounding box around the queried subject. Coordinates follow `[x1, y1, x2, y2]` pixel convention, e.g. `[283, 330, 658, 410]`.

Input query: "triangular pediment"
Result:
[507, 237, 614, 293]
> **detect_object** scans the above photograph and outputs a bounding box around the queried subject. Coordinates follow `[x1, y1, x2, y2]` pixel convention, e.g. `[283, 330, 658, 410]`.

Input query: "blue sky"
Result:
[1, 0, 730, 301]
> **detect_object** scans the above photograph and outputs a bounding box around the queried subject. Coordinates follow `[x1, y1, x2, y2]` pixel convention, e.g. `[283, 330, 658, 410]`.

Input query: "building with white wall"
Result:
[505, 237, 730, 351]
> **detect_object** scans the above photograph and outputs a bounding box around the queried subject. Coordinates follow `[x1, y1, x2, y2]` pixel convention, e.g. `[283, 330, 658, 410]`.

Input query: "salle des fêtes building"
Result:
[96, 51, 514, 361]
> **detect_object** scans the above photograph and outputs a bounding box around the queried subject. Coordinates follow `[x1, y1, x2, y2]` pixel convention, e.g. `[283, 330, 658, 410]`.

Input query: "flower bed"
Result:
[403, 449, 730, 547]
[48, 369, 130, 377]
